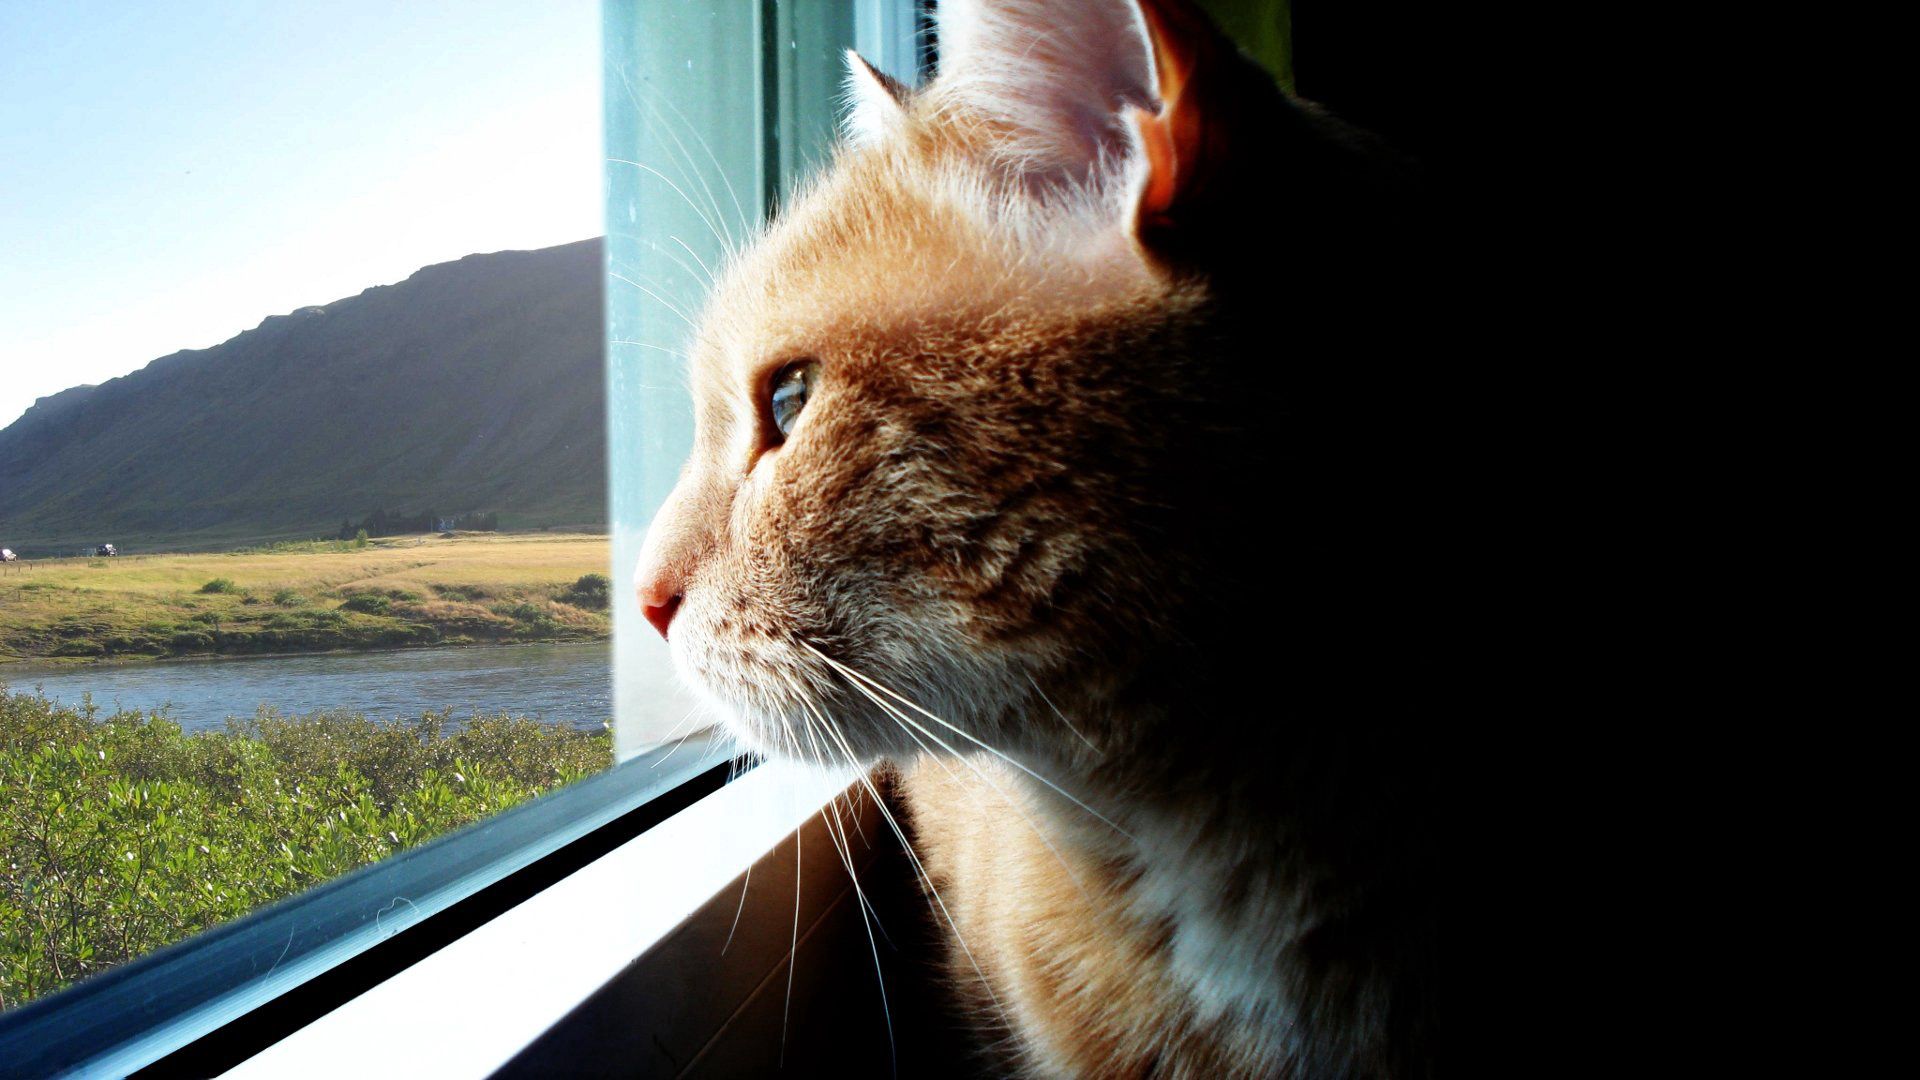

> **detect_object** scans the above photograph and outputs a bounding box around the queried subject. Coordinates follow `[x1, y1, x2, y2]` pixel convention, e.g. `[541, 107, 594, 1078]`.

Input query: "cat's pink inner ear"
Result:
[1129, 0, 1253, 248]
[843, 50, 910, 149]
[933, 0, 1157, 186]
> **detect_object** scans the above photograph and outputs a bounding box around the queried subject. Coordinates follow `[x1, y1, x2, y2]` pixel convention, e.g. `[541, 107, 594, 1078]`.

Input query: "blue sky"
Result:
[0, 1, 600, 427]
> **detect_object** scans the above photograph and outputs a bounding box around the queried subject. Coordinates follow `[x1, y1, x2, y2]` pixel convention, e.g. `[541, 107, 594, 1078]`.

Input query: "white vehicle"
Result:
[0, 548, 15, 562]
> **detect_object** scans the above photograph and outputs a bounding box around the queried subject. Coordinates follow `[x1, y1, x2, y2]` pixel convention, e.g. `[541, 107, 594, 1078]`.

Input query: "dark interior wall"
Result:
[1176, 2, 1446, 174]
[1288, 1, 1447, 171]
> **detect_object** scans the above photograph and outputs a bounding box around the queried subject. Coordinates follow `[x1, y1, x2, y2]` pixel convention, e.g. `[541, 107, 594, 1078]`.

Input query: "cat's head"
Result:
[636, 0, 1296, 764]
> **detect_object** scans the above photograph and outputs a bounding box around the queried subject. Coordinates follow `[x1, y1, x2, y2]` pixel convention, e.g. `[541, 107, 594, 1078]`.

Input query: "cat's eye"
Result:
[768, 360, 817, 441]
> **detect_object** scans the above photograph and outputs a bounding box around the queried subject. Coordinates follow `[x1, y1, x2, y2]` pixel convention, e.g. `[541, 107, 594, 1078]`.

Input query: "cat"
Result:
[634, 0, 1437, 1075]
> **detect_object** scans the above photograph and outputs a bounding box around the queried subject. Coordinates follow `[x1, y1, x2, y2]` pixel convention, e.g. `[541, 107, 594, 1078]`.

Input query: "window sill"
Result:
[224, 758, 860, 1077]
[2, 735, 738, 1076]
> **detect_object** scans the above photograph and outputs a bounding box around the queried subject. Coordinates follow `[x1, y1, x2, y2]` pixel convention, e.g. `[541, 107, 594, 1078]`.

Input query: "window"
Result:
[1, 3, 926, 1073]
[608, 0, 925, 755]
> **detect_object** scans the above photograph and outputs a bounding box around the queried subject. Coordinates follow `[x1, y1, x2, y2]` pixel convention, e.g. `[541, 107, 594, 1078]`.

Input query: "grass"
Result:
[0, 533, 612, 666]
[0, 687, 610, 1010]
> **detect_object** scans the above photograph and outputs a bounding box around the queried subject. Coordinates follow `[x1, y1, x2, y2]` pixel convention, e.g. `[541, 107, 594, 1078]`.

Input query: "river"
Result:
[1, 642, 612, 734]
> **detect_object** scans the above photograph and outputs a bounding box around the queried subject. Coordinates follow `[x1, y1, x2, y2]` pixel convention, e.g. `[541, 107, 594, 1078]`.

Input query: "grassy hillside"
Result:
[0, 533, 610, 665]
[0, 240, 606, 554]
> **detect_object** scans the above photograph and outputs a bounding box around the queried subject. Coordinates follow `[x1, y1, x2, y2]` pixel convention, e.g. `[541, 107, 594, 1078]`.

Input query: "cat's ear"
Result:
[1126, 0, 1277, 260]
[843, 51, 910, 149]
[934, 0, 1157, 187]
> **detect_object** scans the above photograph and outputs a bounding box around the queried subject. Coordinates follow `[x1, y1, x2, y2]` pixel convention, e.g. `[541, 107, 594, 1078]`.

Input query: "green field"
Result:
[0, 533, 612, 665]
[0, 688, 610, 1010]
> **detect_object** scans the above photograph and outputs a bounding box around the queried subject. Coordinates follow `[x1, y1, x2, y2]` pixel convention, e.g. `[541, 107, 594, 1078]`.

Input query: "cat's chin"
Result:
[669, 618, 954, 765]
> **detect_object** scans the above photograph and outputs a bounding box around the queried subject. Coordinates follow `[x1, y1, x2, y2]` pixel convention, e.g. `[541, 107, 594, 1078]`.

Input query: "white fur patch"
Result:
[841, 49, 910, 149]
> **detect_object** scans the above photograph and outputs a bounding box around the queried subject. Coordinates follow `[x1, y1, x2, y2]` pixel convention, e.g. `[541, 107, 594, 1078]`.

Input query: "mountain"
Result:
[0, 239, 605, 552]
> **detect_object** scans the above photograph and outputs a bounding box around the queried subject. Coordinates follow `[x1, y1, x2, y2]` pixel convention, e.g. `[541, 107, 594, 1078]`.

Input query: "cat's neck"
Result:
[1005, 678, 1434, 1047]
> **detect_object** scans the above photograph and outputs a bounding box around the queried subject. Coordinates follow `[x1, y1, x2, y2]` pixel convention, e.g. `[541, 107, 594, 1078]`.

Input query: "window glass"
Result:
[605, 0, 922, 757]
[1, 0, 930, 1029]
[1, 2, 605, 1011]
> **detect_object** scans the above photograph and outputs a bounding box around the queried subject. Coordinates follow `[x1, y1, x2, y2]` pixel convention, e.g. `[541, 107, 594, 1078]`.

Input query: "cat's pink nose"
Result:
[640, 589, 681, 640]
[643, 598, 681, 640]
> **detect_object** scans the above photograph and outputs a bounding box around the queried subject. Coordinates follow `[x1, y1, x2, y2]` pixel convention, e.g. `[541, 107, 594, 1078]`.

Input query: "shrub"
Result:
[272, 589, 306, 606]
[338, 595, 390, 615]
[49, 641, 104, 657]
[498, 601, 544, 623]
[197, 578, 238, 594]
[561, 573, 611, 611]
[1, 691, 608, 1010]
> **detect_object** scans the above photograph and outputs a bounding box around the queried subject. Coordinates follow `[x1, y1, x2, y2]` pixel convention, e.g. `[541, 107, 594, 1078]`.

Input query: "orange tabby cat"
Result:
[635, 0, 1436, 1075]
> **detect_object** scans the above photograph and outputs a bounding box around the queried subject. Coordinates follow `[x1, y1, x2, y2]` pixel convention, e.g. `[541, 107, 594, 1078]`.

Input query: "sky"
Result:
[0, 1, 601, 428]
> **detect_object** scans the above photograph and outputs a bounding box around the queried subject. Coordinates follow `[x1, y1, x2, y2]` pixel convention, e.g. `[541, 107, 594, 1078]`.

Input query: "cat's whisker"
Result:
[839, 779, 872, 847]
[608, 339, 688, 359]
[794, 706, 898, 1073]
[802, 716, 895, 945]
[816, 656, 1096, 901]
[608, 272, 698, 331]
[670, 235, 718, 288]
[1024, 670, 1099, 754]
[801, 641, 1132, 839]
[800, 697, 1013, 1030]
[615, 69, 747, 254]
[608, 263, 699, 322]
[649, 95, 749, 248]
[719, 861, 752, 956]
[763, 703, 807, 1067]
[606, 157, 737, 255]
[610, 68, 737, 247]
[648, 702, 711, 767]
[610, 64, 727, 228]
[643, 241, 717, 297]
[782, 809, 800, 1067]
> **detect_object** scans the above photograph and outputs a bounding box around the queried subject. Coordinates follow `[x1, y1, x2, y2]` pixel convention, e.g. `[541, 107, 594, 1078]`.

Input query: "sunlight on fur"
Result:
[634, 1, 1436, 1076]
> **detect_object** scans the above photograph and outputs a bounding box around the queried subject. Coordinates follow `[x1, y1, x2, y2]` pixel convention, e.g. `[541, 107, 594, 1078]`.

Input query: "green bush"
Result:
[197, 578, 238, 594]
[561, 573, 611, 611]
[272, 589, 306, 606]
[49, 641, 104, 657]
[0, 689, 608, 1011]
[338, 595, 390, 615]
[499, 601, 543, 622]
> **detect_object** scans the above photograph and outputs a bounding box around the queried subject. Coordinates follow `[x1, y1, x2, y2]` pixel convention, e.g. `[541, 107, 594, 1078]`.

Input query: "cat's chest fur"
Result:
[900, 754, 1339, 1079]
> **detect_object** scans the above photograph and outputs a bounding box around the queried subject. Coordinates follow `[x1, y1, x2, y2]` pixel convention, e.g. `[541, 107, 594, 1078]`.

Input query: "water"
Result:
[1, 642, 612, 734]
